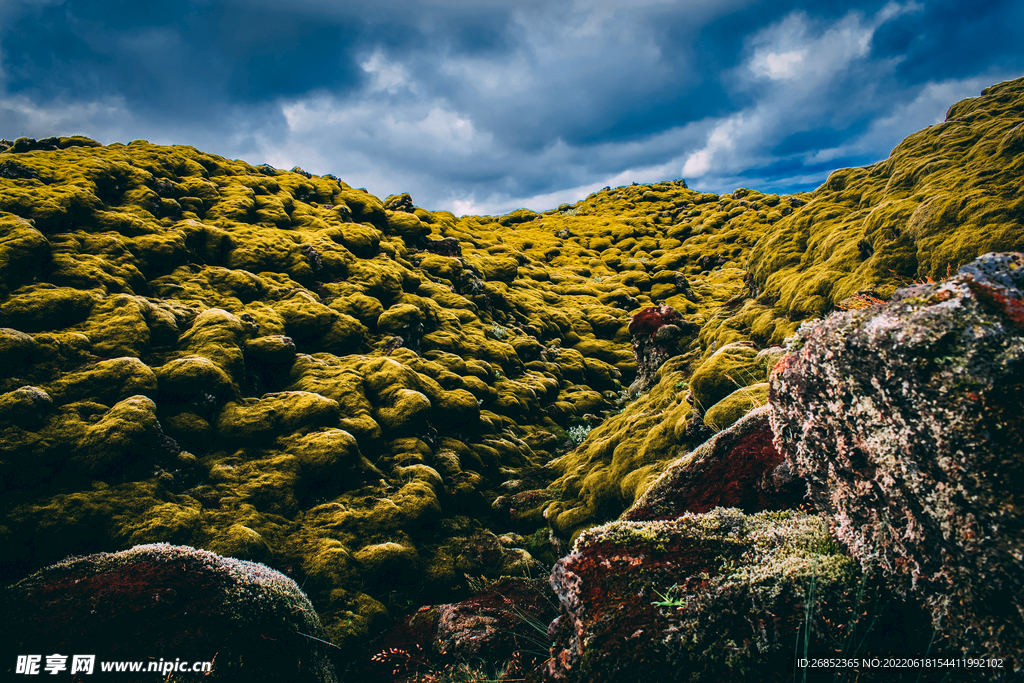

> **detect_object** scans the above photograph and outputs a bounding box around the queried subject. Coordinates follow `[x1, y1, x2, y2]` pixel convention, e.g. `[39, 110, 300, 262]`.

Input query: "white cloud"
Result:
[681, 113, 755, 179]
[757, 50, 807, 80]
[360, 49, 414, 94]
[439, 53, 534, 96]
[748, 2, 919, 85]
[415, 108, 479, 145]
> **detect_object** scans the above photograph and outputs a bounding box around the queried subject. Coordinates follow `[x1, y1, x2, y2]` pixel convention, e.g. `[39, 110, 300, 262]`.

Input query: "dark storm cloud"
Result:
[0, 0, 1022, 214]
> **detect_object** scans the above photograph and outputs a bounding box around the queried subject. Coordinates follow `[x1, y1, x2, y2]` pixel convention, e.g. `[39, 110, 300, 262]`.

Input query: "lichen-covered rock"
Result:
[624, 405, 802, 522]
[769, 251, 1024, 668]
[0, 543, 337, 682]
[546, 508, 941, 683]
[627, 304, 698, 394]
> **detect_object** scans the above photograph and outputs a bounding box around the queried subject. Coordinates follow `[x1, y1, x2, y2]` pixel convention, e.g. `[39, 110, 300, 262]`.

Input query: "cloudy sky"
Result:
[1, 0, 1022, 215]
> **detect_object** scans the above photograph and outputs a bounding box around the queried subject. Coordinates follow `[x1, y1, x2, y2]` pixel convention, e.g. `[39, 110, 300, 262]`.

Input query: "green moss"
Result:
[44, 356, 156, 406]
[0, 285, 99, 332]
[156, 355, 235, 400]
[0, 214, 49, 297]
[384, 209, 430, 242]
[216, 391, 341, 443]
[377, 302, 424, 334]
[71, 395, 162, 476]
[688, 342, 762, 413]
[0, 328, 40, 375]
[702, 382, 768, 432]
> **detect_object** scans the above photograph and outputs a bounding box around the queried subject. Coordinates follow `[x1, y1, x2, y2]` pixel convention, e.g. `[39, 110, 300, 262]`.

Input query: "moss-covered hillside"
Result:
[1, 76, 1022, 656]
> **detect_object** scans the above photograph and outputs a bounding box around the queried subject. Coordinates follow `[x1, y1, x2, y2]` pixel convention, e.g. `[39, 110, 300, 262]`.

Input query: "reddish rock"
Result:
[627, 305, 681, 338]
[627, 305, 698, 394]
[545, 510, 944, 683]
[624, 405, 803, 522]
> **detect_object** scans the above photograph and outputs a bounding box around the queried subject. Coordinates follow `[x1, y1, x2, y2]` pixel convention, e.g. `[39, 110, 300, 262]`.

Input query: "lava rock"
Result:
[0, 543, 337, 682]
[624, 405, 803, 521]
[769, 252, 1024, 667]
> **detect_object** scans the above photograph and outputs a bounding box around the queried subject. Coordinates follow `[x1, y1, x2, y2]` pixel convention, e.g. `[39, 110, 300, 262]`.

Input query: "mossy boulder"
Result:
[284, 428, 384, 494]
[78, 293, 157, 357]
[0, 327, 39, 375]
[384, 209, 430, 242]
[244, 334, 296, 364]
[0, 214, 49, 297]
[318, 312, 367, 355]
[45, 356, 157, 406]
[161, 410, 214, 455]
[546, 508, 938, 683]
[0, 385, 52, 429]
[156, 356, 235, 402]
[0, 543, 337, 683]
[688, 341, 764, 414]
[338, 189, 386, 229]
[216, 391, 341, 443]
[175, 308, 251, 389]
[207, 523, 272, 562]
[0, 285, 98, 332]
[377, 302, 424, 335]
[271, 292, 338, 342]
[702, 381, 768, 432]
[75, 395, 164, 477]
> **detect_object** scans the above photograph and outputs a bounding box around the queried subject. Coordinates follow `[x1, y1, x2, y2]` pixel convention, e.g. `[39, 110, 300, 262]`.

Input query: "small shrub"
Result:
[567, 424, 592, 446]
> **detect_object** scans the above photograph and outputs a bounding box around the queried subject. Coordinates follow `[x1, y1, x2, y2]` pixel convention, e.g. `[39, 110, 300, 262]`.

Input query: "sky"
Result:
[1, 0, 1022, 216]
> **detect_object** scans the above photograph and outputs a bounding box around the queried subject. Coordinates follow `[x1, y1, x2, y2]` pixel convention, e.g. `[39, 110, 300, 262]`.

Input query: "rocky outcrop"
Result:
[770, 251, 1024, 669]
[624, 405, 802, 522]
[545, 508, 939, 683]
[627, 304, 698, 394]
[0, 543, 337, 682]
